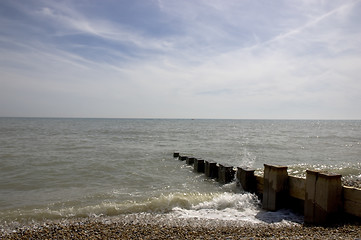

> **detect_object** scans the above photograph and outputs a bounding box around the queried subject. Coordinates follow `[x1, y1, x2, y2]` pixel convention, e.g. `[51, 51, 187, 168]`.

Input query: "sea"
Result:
[1, 118, 360, 229]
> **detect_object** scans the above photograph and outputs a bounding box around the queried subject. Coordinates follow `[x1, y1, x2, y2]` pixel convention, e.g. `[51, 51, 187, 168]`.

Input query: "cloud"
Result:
[0, 0, 360, 118]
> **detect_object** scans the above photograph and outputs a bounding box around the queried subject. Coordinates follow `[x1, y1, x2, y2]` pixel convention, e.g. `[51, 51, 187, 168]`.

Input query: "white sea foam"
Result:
[171, 192, 303, 224]
[0, 192, 217, 223]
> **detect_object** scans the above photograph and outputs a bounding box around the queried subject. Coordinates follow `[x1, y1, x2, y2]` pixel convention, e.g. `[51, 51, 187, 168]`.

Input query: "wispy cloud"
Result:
[0, 0, 360, 118]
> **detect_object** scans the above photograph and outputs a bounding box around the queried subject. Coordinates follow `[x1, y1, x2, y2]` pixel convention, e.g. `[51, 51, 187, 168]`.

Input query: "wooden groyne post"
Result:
[237, 167, 256, 193]
[218, 164, 235, 184]
[205, 161, 218, 179]
[194, 158, 205, 173]
[187, 157, 195, 165]
[263, 164, 288, 211]
[304, 170, 342, 224]
[173, 152, 361, 225]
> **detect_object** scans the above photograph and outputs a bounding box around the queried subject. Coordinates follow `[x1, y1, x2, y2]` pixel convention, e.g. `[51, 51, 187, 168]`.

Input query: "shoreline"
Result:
[2, 214, 360, 239]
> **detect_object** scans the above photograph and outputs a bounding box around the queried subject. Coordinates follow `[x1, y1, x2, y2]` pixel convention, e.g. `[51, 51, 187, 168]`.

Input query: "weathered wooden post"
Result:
[237, 167, 256, 193]
[194, 159, 205, 173]
[205, 161, 218, 179]
[173, 152, 180, 158]
[179, 156, 188, 161]
[186, 157, 195, 165]
[343, 186, 361, 218]
[263, 164, 288, 211]
[304, 170, 342, 224]
[218, 164, 235, 184]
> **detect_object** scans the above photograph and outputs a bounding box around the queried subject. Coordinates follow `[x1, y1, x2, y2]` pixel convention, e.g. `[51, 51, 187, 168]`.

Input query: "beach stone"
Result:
[1, 215, 361, 239]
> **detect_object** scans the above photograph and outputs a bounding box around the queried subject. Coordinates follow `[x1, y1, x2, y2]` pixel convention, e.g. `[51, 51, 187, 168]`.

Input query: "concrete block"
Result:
[179, 156, 188, 161]
[173, 152, 180, 158]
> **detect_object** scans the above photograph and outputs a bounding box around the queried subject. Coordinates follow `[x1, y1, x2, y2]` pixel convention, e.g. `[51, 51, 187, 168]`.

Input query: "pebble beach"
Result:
[1, 214, 360, 240]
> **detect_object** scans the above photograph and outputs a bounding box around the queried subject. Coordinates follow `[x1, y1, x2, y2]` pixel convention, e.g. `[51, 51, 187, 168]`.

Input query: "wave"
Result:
[192, 192, 260, 211]
[171, 192, 303, 224]
[0, 185, 304, 226]
[0, 192, 224, 223]
[254, 162, 361, 178]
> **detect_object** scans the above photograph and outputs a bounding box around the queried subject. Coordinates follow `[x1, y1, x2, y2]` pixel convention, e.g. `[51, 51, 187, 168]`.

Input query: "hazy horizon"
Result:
[1, 116, 361, 121]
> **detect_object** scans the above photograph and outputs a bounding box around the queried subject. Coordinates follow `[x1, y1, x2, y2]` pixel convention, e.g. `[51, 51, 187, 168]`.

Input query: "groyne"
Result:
[173, 153, 361, 225]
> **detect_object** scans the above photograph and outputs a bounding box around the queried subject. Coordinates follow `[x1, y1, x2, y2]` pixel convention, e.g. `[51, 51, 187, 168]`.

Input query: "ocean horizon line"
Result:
[1, 116, 360, 121]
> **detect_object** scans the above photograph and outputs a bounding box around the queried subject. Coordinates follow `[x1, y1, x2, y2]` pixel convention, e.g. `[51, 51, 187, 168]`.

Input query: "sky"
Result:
[0, 0, 361, 119]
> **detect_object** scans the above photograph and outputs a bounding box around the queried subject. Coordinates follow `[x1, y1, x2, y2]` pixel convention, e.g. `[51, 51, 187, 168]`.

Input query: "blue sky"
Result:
[1, 0, 361, 119]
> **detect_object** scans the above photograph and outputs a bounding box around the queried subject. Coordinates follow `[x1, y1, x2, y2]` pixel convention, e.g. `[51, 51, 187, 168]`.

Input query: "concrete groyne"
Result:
[173, 153, 361, 225]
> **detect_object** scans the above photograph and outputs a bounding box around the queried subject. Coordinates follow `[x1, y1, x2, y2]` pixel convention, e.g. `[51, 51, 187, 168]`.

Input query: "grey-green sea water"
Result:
[0, 118, 360, 227]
